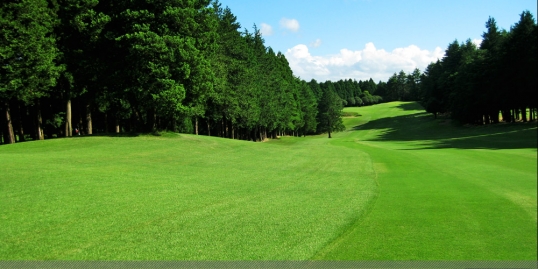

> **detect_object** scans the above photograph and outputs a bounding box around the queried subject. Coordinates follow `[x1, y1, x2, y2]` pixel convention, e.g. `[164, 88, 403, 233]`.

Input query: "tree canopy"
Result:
[2, 4, 535, 145]
[419, 11, 537, 124]
[361, 10, 536, 125]
[1, 0, 342, 144]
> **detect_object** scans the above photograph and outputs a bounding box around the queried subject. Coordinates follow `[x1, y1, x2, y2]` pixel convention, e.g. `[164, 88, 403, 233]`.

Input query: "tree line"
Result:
[354, 11, 538, 124]
[309, 79, 383, 108]
[3, 2, 533, 145]
[419, 11, 537, 123]
[1, 0, 350, 144]
[357, 11, 536, 125]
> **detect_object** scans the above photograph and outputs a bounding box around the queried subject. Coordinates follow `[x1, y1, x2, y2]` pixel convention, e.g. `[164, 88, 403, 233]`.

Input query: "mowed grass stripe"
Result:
[1, 101, 536, 260]
[0, 133, 377, 259]
[313, 102, 537, 260]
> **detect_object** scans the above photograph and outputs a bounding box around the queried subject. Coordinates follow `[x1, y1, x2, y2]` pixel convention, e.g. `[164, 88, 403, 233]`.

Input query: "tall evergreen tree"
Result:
[1, 0, 60, 143]
[52, 0, 110, 136]
[318, 84, 345, 138]
[479, 17, 506, 123]
[503, 11, 537, 122]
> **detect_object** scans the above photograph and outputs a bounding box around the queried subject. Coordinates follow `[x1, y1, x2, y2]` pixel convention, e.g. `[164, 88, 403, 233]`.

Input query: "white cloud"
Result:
[472, 38, 482, 47]
[280, 18, 300, 32]
[260, 23, 273, 36]
[309, 39, 322, 48]
[285, 42, 444, 82]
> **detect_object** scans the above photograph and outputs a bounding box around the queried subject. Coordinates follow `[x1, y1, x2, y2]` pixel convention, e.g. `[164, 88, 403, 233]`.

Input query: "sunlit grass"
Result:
[314, 102, 537, 260]
[0, 132, 376, 259]
[1, 101, 536, 260]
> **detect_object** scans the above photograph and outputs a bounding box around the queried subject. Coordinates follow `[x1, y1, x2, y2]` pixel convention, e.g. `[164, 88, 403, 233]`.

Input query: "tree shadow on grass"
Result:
[394, 102, 425, 111]
[352, 111, 537, 150]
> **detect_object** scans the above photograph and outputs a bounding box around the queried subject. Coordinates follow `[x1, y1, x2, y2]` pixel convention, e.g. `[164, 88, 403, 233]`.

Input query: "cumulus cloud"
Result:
[285, 42, 444, 82]
[309, 39, 322, 48]
[472, 38, 482, 47]
[280, 18, 300, 32]
[260, 23, 273, 36]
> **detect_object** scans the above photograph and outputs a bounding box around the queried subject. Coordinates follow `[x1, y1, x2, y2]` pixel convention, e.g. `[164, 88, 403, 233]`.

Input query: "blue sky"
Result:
[218, 0, 537, 82]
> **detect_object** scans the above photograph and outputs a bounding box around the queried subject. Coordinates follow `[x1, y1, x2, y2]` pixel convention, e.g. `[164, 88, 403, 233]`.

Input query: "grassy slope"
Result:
[314, 102, 537, 260]
[0, 130, 376, 259]
[0, 101, 536, 260]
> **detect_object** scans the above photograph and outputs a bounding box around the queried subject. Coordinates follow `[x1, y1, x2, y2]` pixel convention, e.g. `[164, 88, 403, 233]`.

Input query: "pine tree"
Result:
[318, 84, 345, 138]
[1, 0, 60, 143]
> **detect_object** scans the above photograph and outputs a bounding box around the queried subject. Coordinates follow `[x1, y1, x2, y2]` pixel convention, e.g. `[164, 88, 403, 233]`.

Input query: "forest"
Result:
[1, 0, 536, 145]
[1, 0, 349, 144]
[376, 11, 537, 124]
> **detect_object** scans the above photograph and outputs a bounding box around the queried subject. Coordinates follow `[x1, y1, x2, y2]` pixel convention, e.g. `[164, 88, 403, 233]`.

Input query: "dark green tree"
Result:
[502, 11, 537, 122]
[52, 0, 110, 136]
[1, 0, 61, 143]
[318, 84, 345, 138]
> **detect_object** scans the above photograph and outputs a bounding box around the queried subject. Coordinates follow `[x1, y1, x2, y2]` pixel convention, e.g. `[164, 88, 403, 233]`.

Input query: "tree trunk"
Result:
[255, 126, 258, 141]
[328, 131, 332, 138]
[171, 119, 177, 132]
[79, 113, 84, 135]
[207, 121, 210, 136]
[86, 103, 93, 135]
[36, 100, 44, 140]
[3, 101, 15, 144]
[231, 124, 234, 139]
[0, 119, 3, 144]
[195, 117, 199, 135]
[104, 112, 109, 133]
[65, 99, 72, 137]
[513, 109, 516, 122]
[131, 106, 142, 132]
[17, 103, 25, 142]
[521, 107, 527, 122]
[115, 116, 120, 133]
[221, 118, 224, 137]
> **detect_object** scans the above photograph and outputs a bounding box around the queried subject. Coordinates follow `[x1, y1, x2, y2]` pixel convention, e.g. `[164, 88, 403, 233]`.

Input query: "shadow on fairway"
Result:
[394, 102, 424, 111]
[352, 112, 538, 150]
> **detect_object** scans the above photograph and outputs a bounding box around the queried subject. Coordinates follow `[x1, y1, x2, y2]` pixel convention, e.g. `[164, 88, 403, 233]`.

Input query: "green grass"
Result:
[0, 131, 376, 259]
[314, 102, 537, 260]
[1, 101, 536, 260]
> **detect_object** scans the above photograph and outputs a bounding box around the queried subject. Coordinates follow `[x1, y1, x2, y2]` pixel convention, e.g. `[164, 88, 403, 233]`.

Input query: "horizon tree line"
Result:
[420, 11, 536, 123]
[1, 0, 349, 144]
[2, 2, 534, 145]
[353, 10, 536, 125]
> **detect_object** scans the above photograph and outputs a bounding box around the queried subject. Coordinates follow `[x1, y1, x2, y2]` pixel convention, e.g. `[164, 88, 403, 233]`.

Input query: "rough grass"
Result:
[0, 101, 536, 260]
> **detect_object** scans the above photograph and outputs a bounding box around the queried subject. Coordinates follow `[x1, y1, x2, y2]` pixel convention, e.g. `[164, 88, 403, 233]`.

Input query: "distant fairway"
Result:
[1, 102, 536, 260]
[314, 102, 537, 260]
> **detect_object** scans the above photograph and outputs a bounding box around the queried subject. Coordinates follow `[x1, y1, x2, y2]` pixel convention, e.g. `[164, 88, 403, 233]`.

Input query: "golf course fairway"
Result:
[1, 101, 536, 260]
